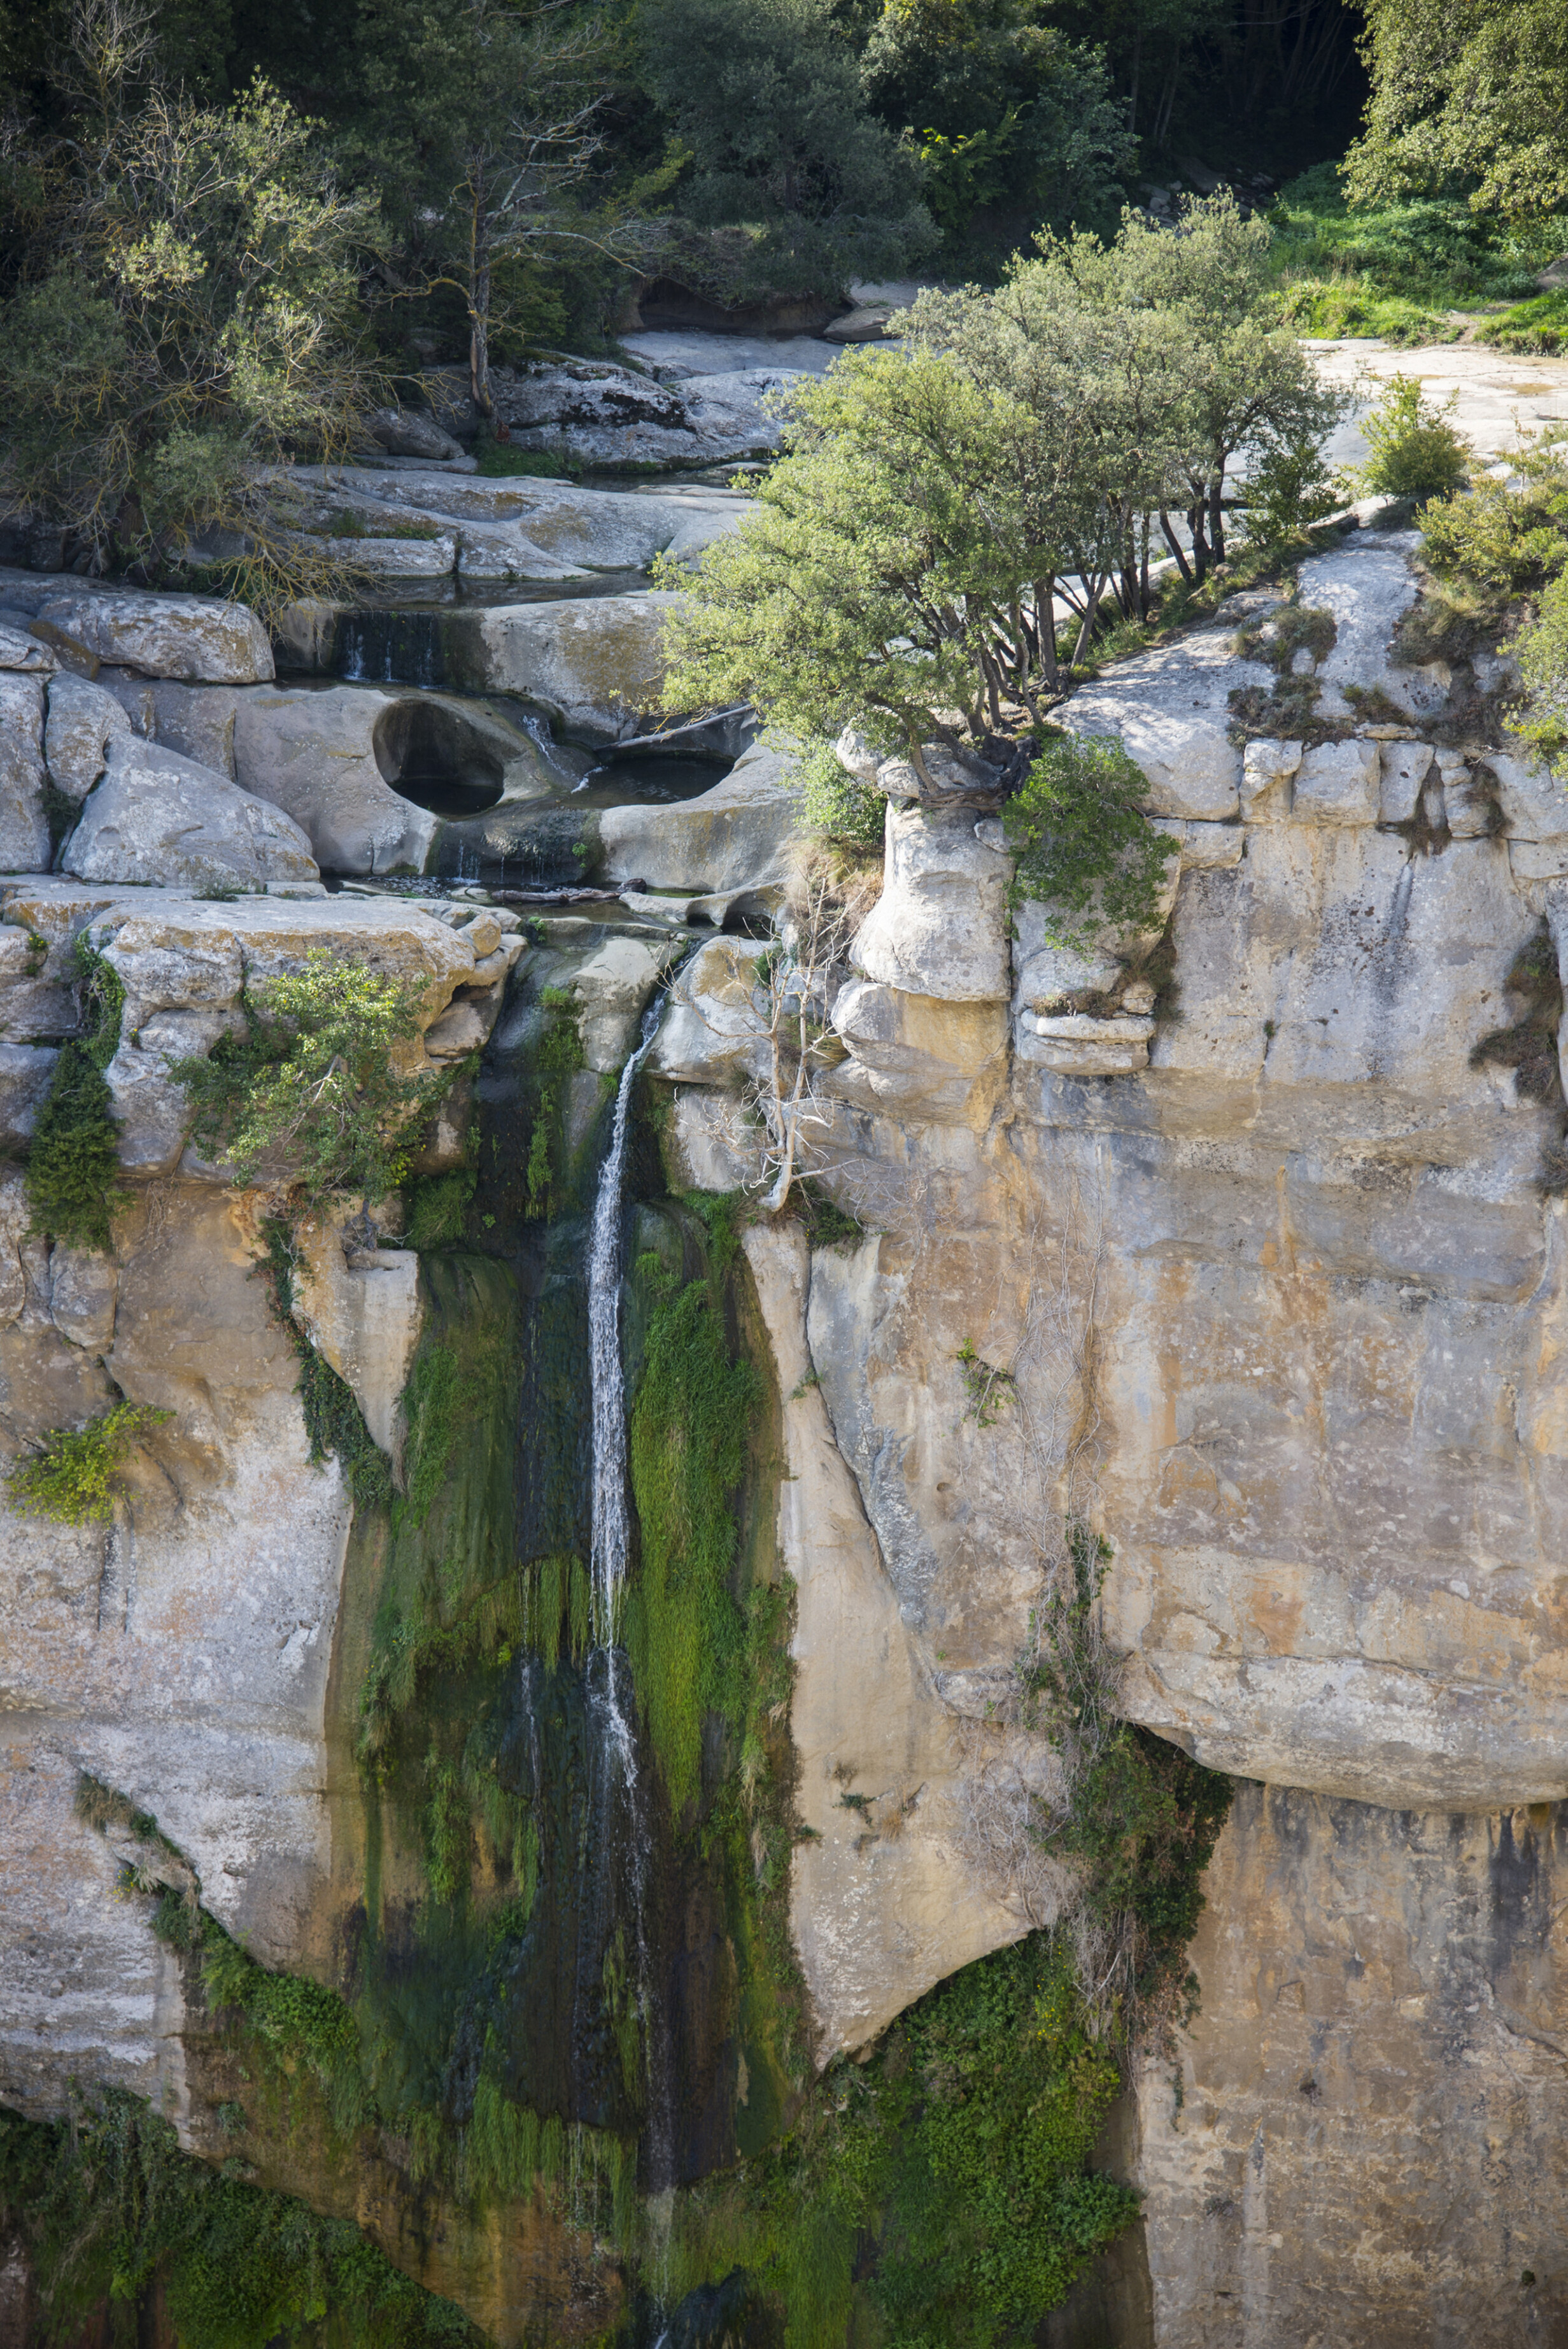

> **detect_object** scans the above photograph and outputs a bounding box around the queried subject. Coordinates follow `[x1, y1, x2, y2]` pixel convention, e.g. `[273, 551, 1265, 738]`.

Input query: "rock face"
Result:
[431, 358, 789, 470]
[0, 572, 275, 683]
[62, 738, 320, 891]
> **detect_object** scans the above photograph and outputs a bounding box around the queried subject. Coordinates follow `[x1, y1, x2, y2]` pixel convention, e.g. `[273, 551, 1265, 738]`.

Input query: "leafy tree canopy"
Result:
[1346, 0, 1568, 224]
[637, 0, 934, 297]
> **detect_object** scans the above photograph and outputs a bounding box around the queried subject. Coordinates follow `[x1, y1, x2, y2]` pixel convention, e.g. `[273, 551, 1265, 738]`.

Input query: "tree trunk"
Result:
[1159, 509, 1193, 586]
[467, 158, 493, 422]
[1189, 498, 1209, 586]
[1208, 469, 1225, 567]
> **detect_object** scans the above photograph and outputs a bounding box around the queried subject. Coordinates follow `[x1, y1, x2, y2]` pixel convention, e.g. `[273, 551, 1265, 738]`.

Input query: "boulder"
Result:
[1292, 737, 1381, 826]
[0, 578, 275, 685]
[44, 674, 132, 803]
[874, 743, 1006, 809]
[447, 592, 677, 742]
[651, 936, 766, 1085]
[0, 622, 54, 673]
[1011, 909, 1124, 1015]
[1015, 1009, 1155, 1074]
[0, 1040, 60, 1144]
[599, 740, 803, 893]
[232, 685, 437, 876]
[0, 676, 52, 872]
[851, 804, 1012, 1003]
[559, 932, 685, 1071]
[62, 739, 320, 891]
[364, 406, 463, 462]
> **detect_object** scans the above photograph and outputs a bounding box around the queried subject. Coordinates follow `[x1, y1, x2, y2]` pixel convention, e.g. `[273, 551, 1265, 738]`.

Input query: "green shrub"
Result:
[1003, 733, 1178, 951]
[25, 939, 127, 1251]
[5, 1400, 174, 1526]
[1518, 572, 1568, 758]
[1355, 374, 1469, 504]
[173, 950, 439, 1209]
[789, 740, 886, 850]
[1240, 431, 1343, 545]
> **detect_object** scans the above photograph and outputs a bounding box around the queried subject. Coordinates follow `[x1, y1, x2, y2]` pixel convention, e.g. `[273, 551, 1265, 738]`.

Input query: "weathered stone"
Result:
[828, 982, 1009, 1123]
[48, 1247, 118, 1352]
[1062, 620, 1268, 820]
[1291, 735, 1381, 826]
[365, 406, 463, 462]
[449, 593, 676, 742]
[0, 622, 54, 673]
[1136, 1785, 1568, 2348]
[1442, 762, 1495, 837]
[44, 674, 131, 803]
[851, 804, 1012, 1002]
[1239, 737, 1301, 823]
[293, 1209, 421, 1456]
[1010, 904, 1124, 1014]
[599, 741, 802, 893]
[0, 1044, 60, 1146]
[1378, 738, 1435, 824]
[558, 932, 685, 1072]
[1169, 820, 1245, 869]
[1296, 533, 1421, 716]
[745, 1220, 1035, 2058]
[0, 676, 52, 873]
[1488, 746, 1568, 841]
[651, 935, 765, 1086]
[5, 579, 276, 685]
[437, 358, 788, 471]
[1014, 1019, 1152, 1074]
[62, 738, 319, 891]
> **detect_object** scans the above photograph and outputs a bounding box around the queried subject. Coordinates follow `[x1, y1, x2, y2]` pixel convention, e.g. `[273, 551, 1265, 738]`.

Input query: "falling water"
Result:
[586, 993, 665, 1774]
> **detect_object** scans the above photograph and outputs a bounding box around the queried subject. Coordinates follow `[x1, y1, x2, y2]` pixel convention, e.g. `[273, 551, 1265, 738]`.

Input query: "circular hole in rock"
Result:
[374, 699, 505, 817]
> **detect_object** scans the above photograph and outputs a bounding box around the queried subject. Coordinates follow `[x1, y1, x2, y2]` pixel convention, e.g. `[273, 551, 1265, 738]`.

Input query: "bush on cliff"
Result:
[172, 951, 437, 1208]
[1004, 733, 1178, 951]
[25, 938, 126, 1253]
[4, 1398, 174, 1526]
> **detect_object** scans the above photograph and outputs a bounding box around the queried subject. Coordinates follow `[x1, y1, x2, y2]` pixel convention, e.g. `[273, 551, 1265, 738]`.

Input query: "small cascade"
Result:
[586, 993, 665, 1763]
[581, 988, 676, 2189]
[337, 606, 444, 688]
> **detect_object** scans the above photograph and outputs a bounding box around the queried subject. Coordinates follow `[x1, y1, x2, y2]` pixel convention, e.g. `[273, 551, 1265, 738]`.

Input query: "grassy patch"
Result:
[5, 1400, 174, 1526]
[1267, 166, 1562, 336]
[1476, 292, 1568, 356]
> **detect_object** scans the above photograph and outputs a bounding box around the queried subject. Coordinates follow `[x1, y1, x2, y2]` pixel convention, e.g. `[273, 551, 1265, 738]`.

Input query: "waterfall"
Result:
[586, 993, 664, 1766]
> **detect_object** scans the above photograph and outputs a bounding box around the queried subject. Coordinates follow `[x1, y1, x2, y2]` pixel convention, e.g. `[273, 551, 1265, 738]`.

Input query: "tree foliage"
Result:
[1346, 0, 1568, 225]
[1004, 732, 1177, 949]
[638, 0, 933, 298]
[660, 197, 1341, 763]
[0, 0, 385, 597]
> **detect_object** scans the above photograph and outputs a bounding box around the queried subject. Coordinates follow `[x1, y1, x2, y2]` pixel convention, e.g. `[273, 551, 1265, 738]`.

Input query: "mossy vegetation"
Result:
[4, 1400, 174, 1526]
[625, 1254, 764, 1816]
[0, 2092, 478, 2349]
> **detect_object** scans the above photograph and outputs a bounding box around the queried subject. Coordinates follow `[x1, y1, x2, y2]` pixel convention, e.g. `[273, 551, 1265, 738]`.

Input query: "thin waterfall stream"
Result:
[580, 988, 676, 2194]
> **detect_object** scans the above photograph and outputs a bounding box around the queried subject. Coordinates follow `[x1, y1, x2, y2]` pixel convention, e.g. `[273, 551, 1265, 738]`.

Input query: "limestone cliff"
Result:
[2, 525, 1567, 2346]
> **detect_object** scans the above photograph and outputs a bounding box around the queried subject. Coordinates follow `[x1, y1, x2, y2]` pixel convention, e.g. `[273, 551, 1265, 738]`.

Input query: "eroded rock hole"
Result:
[375, 699, 505, 817]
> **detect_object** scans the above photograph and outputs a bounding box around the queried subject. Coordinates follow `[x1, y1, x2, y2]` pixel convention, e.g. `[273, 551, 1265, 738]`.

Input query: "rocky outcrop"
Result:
[0, 572, 275, 683]
[61, 738, 320, 891]
[430, 358, 789, 470]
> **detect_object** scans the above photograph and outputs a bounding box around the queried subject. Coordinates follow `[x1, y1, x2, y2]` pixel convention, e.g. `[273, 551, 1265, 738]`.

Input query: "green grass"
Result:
[1268, 164, 1568, 343]
[1477, 291, 1568, 355]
